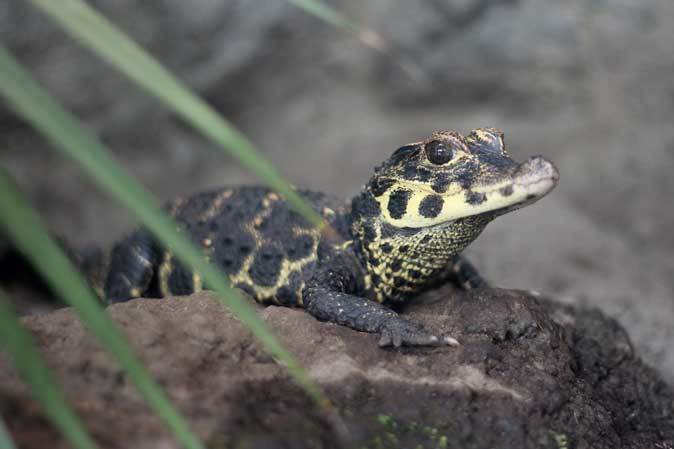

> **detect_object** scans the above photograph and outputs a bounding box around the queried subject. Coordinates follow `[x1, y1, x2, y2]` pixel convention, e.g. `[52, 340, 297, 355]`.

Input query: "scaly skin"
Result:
[105, 128, 559, 347]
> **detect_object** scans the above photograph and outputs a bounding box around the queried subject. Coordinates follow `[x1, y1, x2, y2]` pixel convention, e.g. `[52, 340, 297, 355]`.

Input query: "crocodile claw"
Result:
[377, 319, 460, 347]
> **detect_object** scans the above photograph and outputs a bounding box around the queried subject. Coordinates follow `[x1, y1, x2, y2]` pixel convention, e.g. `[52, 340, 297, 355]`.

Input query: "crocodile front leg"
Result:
[105, 230, 159, 302]
[303, 252, 459, 347]
[304, 286, 458, 347]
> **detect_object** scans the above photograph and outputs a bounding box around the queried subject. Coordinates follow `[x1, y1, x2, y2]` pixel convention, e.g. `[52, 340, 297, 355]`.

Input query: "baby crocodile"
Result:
[106, 128, 558, 347]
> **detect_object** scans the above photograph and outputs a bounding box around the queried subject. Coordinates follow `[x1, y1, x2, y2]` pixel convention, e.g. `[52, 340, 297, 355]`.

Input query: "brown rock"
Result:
[1, 287, 672, 449]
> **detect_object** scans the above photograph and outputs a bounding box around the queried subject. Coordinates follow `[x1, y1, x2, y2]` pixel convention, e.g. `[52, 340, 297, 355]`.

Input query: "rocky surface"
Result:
[2, 0, 673, 383]
[1, 287, 672, 449]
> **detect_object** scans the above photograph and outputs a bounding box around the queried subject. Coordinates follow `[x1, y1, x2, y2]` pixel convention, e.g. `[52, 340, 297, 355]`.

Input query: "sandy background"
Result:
[2, 0, 673, 383]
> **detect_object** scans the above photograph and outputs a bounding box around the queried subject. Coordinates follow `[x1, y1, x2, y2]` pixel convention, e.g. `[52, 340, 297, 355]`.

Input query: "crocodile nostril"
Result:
[515, 156, 559, 183]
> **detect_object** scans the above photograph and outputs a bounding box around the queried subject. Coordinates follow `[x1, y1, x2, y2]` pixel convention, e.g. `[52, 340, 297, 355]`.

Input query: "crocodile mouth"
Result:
[469, 156, 559, 217]
[377, 156, 559, 228]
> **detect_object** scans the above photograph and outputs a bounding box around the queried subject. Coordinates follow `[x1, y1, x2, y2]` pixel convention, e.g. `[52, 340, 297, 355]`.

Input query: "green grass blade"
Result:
[0, 419, 15, 449]
[26, 0, 324, 229]
[287, 0, 387, 50]
[288, 0, 432, 87]
[0, 43, 329, 412]
[0, 290, 98, 449]
[0, 421, 15, 449]
[0, 417, 18, 449]
[0, 170, 204, 449]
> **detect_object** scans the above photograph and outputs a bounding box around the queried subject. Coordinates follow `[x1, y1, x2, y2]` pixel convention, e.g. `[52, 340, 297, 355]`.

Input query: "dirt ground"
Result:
[1, 0, 674, 385]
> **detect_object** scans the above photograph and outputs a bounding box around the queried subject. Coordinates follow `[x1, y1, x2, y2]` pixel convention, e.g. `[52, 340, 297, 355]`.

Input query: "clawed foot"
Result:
[377, 319, 460, 348]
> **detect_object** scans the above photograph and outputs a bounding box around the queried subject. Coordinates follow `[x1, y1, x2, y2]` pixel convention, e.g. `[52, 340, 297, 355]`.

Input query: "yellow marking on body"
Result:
[202, 238, 212, 247]
[216, 193, 323, 304]
[334, 239, 353, 251]
[158, 252, 173, 297]
[363, 274, 372, 291]
[262, 191, 281, 208]
[296, 280, 306, 306]
[192, 272, 203, 293]
[130, 287, 142, 298]
[197, 190, 233, 222]
[228, 225, 321, 304]
[250, 200, 275, 230]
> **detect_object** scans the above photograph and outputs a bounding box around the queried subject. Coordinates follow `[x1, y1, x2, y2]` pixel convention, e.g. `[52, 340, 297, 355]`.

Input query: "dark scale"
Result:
[419, 194, 444, 218]
[213, 231, 255, 275]
[387, 188, 412, 219]
[105, 128, 558, 347]
[166, 260, 195, 296]
[248, 244, 284, 287]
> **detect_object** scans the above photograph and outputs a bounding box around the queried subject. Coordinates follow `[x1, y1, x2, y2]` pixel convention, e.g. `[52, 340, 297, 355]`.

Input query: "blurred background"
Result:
[1, 0, 673, 383]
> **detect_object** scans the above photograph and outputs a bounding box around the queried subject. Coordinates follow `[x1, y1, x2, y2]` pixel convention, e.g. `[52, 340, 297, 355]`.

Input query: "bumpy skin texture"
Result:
[105, 128, 558, 347]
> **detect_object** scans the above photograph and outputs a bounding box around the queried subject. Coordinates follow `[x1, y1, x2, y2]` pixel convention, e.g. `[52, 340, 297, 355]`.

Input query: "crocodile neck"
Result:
[349, 190, 491, 302]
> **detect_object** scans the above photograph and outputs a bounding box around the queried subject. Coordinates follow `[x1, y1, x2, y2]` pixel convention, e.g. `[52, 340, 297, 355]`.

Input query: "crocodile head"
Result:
[350, 128, 559, 301]
[363, 128, 559, 228]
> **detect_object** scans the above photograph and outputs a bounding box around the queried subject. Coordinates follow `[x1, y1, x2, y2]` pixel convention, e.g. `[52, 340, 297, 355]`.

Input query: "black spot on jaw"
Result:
[381, 242, 393, 253]
[418, 195, 444, 218]
[387, 188, 412, 219]
[500, 185, 514, 196]
[369, 177, 396, 197]
[466, 191, 487, 205]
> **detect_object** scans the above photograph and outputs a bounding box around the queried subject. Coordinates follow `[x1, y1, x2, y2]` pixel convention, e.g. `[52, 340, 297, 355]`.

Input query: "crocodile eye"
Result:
[425, 140, 454, 165]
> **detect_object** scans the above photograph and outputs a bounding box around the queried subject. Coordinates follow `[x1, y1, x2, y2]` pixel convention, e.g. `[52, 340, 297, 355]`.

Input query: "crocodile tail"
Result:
[0, 234, 109, 303]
